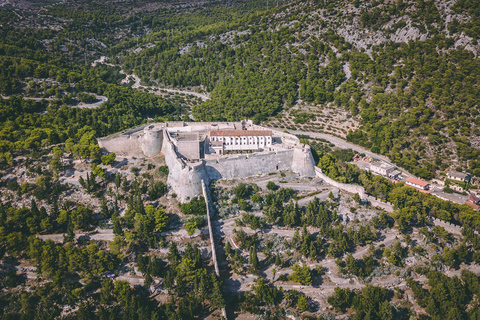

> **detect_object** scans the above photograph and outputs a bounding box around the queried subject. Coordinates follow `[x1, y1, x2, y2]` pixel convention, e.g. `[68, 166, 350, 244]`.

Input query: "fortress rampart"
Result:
[98, 121, 316, 202]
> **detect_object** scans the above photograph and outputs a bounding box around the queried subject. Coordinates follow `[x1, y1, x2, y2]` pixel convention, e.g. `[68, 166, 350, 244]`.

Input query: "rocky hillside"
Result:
[1, 0, 479, 178]
[118, 0, 480, 179]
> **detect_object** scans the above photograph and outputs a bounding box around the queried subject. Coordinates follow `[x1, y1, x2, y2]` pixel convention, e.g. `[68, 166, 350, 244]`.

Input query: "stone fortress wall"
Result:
[97, 126, 146, 156]
[314, 167, 366, 199]
[98, 121, 316, 202]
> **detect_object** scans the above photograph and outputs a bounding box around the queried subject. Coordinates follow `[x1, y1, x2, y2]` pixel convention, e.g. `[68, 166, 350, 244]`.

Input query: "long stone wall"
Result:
[201, 180, 228, 319]
[97, 132, 143, 156]
[202, 180, 220, 276]
[315, 167, 366, 198]
[431, 217, 463, 235]
[204, 149, 295, 180]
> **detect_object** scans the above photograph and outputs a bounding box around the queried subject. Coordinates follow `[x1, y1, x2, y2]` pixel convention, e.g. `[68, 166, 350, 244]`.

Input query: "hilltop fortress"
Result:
[98, 120, 316, 202]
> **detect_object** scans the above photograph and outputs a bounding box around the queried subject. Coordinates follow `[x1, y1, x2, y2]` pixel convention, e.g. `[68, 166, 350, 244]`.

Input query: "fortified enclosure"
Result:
[98, 120, 316, 202]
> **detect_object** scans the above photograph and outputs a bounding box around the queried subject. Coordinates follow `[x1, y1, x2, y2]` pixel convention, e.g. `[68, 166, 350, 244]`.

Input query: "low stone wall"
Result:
[365, 195, 394, 212]
[315, 167, 366, 198]
[431, 218, 463, 235]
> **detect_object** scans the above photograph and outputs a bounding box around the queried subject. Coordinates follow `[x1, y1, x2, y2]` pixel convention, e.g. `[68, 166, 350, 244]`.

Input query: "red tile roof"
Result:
[406, 177, 430, 187]
[465, 201, 479, 211]
[210, 130, 272, 137]
[468, 194, 479, 203]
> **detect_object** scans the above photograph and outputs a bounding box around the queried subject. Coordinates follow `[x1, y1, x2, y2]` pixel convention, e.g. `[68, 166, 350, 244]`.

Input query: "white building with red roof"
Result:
[209, 130, 272, 154]
[405, 177, 430, 190]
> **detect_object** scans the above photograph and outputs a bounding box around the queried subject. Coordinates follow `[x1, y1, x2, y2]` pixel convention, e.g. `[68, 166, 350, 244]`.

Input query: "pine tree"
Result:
[297, 294, 308, 311]
[209, 274, 225, 309]
[144, 272, 153, 288]
[300, 225, 311, 256]
[101, 197, 109, 218]
[52, 199, 59, 220]
[115, 173, 121, 189]
[112, 214, 123, 236]
[167, 242, 181, 269]
[309, 241, 317, 260]
[79, 175, 86, 189]
[275, 254, 282, 266]
[250, 244, 259, 273]
[225, 240, 232, 256]
[30, 199, 39, 217]
[292, 229, 301, 248]
[100, 278, 114, 304]
[64, 225, 75, 244]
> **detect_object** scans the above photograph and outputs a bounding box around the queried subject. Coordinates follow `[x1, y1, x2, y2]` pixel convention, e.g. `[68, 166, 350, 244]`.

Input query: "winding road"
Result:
[2, 94, 108, 109]
[270, 128, 414, 179]
[128, 73, 210, 101]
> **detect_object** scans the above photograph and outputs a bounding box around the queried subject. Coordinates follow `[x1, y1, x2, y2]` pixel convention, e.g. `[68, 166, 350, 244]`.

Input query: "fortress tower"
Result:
[142, 126, 163, 157]
[291, 144, 316, 177]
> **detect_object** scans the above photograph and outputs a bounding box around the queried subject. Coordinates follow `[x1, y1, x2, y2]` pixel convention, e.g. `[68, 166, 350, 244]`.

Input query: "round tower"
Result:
[175, 161, 209, 202]
[292, 145, 316, 177]
[142, 126, 163, 157]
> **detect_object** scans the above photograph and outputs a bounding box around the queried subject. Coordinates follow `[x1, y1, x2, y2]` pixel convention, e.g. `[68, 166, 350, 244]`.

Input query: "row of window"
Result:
[212, 136, 271, 142]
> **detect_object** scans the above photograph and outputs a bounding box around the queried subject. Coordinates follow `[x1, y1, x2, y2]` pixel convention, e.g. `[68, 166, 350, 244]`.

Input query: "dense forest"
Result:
[0, 0, 480, 319]
[118, 0, 480, 176]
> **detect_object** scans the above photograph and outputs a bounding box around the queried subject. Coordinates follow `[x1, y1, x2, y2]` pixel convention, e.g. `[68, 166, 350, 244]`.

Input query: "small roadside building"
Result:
[446, 171, 471, 183]
[405, 177, 430, 191]
[369, 161, 395, 176]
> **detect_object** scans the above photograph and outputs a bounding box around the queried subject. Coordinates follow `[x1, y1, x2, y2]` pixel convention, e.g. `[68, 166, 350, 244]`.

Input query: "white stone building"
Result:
[405, 177, 430, 190]
[369, 161, 395, 176]
[446, 171, 471, 183]
[209, 130, 272, 154]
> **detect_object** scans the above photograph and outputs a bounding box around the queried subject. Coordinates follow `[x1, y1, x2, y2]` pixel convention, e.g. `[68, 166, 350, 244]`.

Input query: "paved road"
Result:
[1, 95, 53, 102]
[38, 231, 115, 243]
[269, 128, 414, 179]
[123, 72, 210, 101]
[74, 95, 108, 109]
[2, 94, 108, 109]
